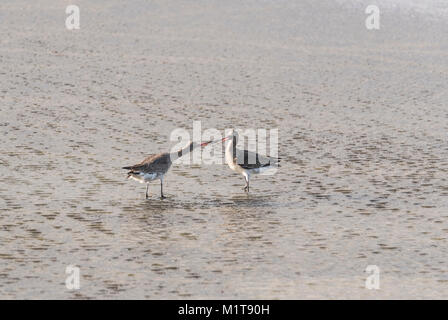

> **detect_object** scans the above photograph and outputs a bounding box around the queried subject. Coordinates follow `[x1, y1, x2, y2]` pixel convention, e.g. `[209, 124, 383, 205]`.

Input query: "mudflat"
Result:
[0, 0, 447, 299]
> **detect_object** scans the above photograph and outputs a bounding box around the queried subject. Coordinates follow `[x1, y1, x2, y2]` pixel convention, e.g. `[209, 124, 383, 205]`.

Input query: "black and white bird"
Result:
[122, 140, 212, 199]
[222, 129, 279, 192]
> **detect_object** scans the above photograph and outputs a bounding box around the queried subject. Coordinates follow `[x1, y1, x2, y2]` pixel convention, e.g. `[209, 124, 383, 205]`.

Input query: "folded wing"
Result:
[234, 148, 279, 170]
[122, 153, 172, 174]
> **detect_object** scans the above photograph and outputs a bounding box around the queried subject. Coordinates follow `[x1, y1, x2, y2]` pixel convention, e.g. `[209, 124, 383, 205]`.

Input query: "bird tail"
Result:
[269, 157, 281, 168]
[122, 166, 133, 170]
[275, 156, 281, 166]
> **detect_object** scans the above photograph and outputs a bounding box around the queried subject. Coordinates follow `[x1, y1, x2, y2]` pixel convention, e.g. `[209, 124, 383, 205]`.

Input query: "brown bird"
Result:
[123, 140, 212, 199]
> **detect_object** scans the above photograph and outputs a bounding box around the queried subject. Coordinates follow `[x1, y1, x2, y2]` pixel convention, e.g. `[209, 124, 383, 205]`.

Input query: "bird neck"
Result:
[225, 138, 235, 164]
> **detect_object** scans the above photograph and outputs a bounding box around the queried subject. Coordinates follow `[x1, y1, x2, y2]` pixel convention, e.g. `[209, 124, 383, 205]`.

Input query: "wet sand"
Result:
[0, 0, 447, 299]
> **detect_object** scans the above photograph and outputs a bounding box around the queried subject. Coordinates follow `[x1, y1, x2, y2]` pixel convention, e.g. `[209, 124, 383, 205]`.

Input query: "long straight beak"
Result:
[201, 136, 231, 147]
[200, 140, 212, 147]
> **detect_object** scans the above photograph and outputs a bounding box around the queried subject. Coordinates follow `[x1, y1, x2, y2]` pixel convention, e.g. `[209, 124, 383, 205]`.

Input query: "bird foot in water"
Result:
[160, 195, 167, 200]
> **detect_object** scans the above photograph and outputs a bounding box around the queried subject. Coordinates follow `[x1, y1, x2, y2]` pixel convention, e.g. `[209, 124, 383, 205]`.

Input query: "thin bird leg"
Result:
[160, 179, 166, 199]
[145, 183, 149, 199]
[243, 176, 249, 192]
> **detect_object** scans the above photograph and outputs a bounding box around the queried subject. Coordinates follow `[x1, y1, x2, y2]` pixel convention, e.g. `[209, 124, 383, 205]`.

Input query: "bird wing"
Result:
[122, 153, 171, 173]
[234, 148, 277, 170]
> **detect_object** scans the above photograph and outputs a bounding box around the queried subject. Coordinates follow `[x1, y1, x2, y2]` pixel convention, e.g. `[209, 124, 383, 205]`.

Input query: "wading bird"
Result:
[123, 140, 212, 199]
[222, 130, 279, 192]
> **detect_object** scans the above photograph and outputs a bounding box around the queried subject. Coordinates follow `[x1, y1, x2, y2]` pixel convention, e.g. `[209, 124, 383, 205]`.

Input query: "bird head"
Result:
[221, 129, 237, 144]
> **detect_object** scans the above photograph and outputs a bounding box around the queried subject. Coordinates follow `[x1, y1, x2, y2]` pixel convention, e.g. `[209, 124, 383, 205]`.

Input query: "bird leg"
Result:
[145, 184, 149, 199]
[160, 179, 166, 199]
[243, 176, 250, 192]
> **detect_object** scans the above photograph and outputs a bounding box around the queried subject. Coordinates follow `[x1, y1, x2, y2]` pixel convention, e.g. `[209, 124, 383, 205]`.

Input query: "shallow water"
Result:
[0, 0, 447, 299]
